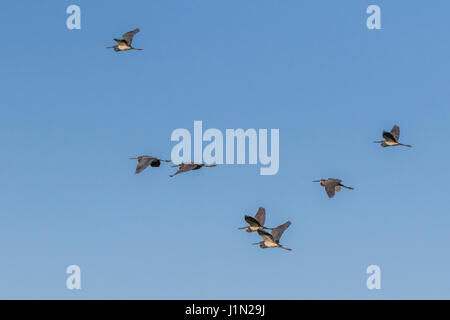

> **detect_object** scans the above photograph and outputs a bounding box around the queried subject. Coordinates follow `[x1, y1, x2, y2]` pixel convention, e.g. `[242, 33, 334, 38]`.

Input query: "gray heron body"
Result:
[253, 221, 292, 251]
[313, 178, 354, 198]
[374, 125, 412, 148]
[107, 28, 143, 52]
[238, 207, 273, 232]
[130, 155, 170, 174]
[169, 162, 216, 177]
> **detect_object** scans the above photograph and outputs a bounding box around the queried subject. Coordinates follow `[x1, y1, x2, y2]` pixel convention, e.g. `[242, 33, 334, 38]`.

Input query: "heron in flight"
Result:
[238, 207, 273, 233]
[374, 125, 412, 148]
[107, 28, 143, 52]
[253, 221, 292, 251]
[313, 178, 354, 198]
[130, 156, 170, 174]
[169, 162, 216, 177]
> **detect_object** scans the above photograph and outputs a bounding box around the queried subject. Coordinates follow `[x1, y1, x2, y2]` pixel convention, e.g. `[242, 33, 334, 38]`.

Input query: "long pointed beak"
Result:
[312, 180, 320, 182]
[129, 157, 138, 160]
[252, 242, 260, 245]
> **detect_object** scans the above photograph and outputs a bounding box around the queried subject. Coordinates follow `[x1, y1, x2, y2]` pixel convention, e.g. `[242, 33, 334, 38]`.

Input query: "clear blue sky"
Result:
[1, 0, 450, 299]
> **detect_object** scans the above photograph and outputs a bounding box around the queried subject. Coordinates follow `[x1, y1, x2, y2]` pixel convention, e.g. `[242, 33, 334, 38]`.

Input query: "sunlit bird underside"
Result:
[374, 125, 412, 148]
[238, 207, 273, 233]
[253, 221, 292, 251]
[107, 28, 143, 52]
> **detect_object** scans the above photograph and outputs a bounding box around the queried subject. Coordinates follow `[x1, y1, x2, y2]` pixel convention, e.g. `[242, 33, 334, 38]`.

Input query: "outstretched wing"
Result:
[383, 130, 397, 143]
[122, 28, 140, 46]
[170, 163, 198, 177]
[390, 125, 400, 141]
[272, 221, 291, 243]
[245, 215, 262, 228]
[135, 157, 153, 174]
[324, 179, 340, 198]
[257, 229, 273, 242]
[254, 207, 266, 226]
[324, 184, 335, 198]
[180, 163, 198, 173]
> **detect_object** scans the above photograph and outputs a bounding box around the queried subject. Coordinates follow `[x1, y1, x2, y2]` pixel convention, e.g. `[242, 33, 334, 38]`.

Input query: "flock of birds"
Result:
[116, 29, 413, 252]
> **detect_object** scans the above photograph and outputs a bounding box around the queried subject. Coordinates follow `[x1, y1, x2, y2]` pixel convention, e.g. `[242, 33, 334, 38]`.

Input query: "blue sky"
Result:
[1, 0, 450, 299]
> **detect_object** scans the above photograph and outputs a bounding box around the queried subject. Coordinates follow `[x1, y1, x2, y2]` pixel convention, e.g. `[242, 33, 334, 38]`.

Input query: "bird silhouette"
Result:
[238, 207, 273, 232]
[313, 178, 354, 198]
[170, 162, 216, 177]
[107, 28, 143, 52]
[253, 221, 292, 251]
[130, 156, 170, 174]
[374, 125, 412, 148]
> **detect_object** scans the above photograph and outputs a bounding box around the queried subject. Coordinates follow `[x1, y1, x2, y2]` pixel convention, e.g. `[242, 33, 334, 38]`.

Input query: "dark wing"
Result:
[170, 163, 197, 177]
[254, 207, 266, 226]
[324, 179, 340, 198]
[257, 229, 273, 242]
[180, 163, 198, 173]
[135, 157, 153, 174]
[244, 215, 262, 228]
[271, 221, 291, 243]
[390, 125, 400, 141]
[122, 28, 140, 46]
[324, 184, 336, 198]
[382, 131, 396, 143]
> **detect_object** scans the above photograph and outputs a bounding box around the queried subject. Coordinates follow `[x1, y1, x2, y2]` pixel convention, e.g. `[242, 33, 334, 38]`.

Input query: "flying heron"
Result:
[238, 207, 273, 233]
[107, 28, 143, 52]
[130, 155, 171, 174]
[374, 125, 412, 148]
[313, 178, 354, 198]
[253, 221, 292, 251]
[169, 162, 216, 177]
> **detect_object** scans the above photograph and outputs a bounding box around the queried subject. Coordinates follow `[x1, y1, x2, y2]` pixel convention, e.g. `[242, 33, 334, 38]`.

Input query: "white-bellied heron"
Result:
[374, 125, 412, 148]
[130, 156, 170, 174]
[107, 28, 143, 52]
[169, 162, 216, 177]
[253, 221, 292, 251]
[238, 207, 273, 233]
[313, 178, 354, 198]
